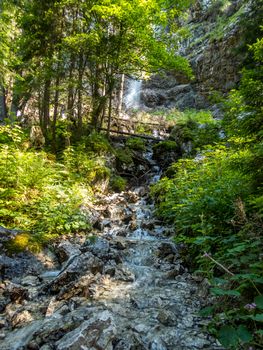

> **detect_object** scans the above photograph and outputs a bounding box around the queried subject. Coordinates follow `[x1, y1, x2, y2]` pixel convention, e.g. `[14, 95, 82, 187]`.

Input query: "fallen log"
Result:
[98, 128, 165, 141]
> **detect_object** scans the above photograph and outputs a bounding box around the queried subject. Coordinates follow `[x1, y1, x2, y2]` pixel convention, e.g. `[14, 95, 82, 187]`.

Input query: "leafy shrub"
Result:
[126, 137, 146, 151]
[153, 140, 178, 153]
[152, 145, 253, 237]
[169, 110, 221, 154]
[115, 147, 134, 166]
[63, 146, 111, 187]
[0, 125, 103, 250]
[151, 142, 262, 348]
[84, 132, 112, 154]
[110, 175, 127, 192]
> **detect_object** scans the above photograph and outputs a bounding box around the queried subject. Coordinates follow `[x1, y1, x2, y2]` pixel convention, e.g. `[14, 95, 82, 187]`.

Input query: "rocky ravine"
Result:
[0, 147, 222, 350]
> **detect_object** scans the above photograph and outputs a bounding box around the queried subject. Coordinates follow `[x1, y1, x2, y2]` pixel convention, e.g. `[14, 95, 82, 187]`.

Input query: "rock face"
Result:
[0, 143, 222, 350]
[141, 0, 262, 110]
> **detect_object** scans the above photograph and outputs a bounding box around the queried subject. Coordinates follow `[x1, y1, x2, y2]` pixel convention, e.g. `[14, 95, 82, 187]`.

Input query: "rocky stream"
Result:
[0, 144, 223, 350]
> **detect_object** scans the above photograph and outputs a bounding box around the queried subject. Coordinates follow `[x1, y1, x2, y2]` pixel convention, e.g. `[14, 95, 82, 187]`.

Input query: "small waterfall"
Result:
[124, 79, 142, 110]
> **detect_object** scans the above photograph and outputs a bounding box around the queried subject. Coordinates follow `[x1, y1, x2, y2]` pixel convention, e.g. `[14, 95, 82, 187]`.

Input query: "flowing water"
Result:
[0, 145, 222, 350]
[124, 79, 142, 110]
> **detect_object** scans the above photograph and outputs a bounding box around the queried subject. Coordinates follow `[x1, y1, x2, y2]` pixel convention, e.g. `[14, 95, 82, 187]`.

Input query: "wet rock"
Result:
[56, 310, 116, 350]
[50, 252, 103, 290]
[0, 316, 7, 328]
[104, 265, 116, 277]
[114, 266, 135, 282]
[27, 341, 40, 350]
[11, 310, 34, 328]
[36, 249, 58, 270]
[0, 296, 9, 313]
[96, 218, 112, 231]
[141, 220, 155, 230]
[157, 310, 178, 326]
[150, 338, 168, 350]
[0, 255, 16, 279]
[157, 242, 177, 259]
[40, 345, 52, 350]
[56, 242, 81, 263]
[115, 228, 129, 237]
[4, 283, 29, 303]
[125, 191, 139, 203]
[21, 275, 40, 287]
[110, 239, 127, 250]
[164, 264, 185, 279]
[85, 237, 110, 257]
[57, 273, 100, 300]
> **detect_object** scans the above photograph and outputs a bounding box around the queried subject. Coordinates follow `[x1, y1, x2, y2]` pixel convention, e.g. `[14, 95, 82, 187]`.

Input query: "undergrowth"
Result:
[0, 127, 114, 251]
[151, 37, 263, 349]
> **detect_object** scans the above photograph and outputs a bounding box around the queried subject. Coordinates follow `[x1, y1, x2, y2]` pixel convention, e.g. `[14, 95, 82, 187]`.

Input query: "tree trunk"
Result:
[0, 85, 8, 122]
[91, 64, 102, 130]
[107, 89, 113, 138]
[67, 55, 75, 123]
[52, 74, 60, 152]
[117, 74, 125, 116]
[77, 54, 84, 134]
[43, 78, 51, 135]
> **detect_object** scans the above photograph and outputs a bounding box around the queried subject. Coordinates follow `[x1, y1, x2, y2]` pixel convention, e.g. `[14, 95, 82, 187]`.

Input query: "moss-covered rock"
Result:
[153, 140, 178, 153]
[126, 138, 146, 152]
[110, 175, 127, 192]
[115, 148, 134, 166]
[85, 132, 112, 154]
[152, 141, 179, 169]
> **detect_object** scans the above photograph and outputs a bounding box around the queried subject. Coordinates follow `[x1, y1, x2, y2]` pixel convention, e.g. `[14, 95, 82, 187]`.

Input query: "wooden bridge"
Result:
[99, 116, 170, 141]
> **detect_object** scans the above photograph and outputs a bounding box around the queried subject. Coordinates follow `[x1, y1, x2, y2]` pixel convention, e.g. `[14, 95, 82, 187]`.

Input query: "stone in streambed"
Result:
[157, 242, 177, 259]
[11, 310, 34, 328]
[55, 242, 81, 263]
[157, 310, 178, 326]
[21, 275, 40, 287]
[4, 283, 29, 303]
[114, 266, 135, 282]
[56, 310, 116, 350]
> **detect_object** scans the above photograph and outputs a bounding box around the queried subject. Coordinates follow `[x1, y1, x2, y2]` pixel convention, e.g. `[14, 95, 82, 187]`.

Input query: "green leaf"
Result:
[256, 329, 263, 335]
[254, 295, 263, 309]
[211, 287, 241, 297]
[199, 306, 214, 317]
[253, 314, 263, 322]
[236, 325, 253, 343]
[218, 326, 239, 348]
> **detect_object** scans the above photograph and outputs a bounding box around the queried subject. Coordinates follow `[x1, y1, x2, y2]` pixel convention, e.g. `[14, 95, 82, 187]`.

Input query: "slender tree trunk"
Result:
[0, 85, 8, 122]
[38, 88, 43, 128]
[77, 54, 84, 134]
[67, 55, 75, 121]
[43, 78, 51, 136]
[107, 90, 113, 138]
[117, 74, 125, 116]
[52, 74, 60, 152]
[107, 77, 115, 138]
[91, 64, 101, 130]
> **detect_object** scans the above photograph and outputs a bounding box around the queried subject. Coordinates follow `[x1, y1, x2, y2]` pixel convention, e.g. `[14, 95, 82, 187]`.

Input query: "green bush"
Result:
[84, 132, 112, 154]
[153, 140, 178, 153]
[151, 142, 263, 348]
[0, 125, 103, 250]
[110, 175, 127, 192]
[115, 147, 134, 166]
[151, 144, 253, 236]
[169, 110, 221, 154]
[126, 137, 146, 151]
